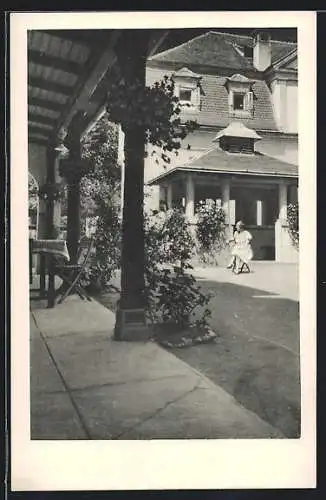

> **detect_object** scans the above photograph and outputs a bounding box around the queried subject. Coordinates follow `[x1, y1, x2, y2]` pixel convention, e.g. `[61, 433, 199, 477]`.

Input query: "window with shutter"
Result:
[233, 93, 244, 110]
[244, 91, 254, 116]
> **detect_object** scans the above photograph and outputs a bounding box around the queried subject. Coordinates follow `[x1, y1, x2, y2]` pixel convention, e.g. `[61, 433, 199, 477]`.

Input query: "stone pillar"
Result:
[185, 175, 195, 221]
[167, 183, 173, 210]
[278, 183, 288, 222]
[221, 177, 232, 238]
[256, 200, 263, 226]
[275, 181, 297, 262]
[114, 31, 151, 341]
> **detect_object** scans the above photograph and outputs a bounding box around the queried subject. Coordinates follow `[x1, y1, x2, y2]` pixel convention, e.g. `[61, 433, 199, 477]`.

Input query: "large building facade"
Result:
[144, 30, 298, 262]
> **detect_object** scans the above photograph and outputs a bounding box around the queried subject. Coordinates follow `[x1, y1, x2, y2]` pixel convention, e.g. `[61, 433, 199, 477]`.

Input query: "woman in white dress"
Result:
[227, 221, 253, 273]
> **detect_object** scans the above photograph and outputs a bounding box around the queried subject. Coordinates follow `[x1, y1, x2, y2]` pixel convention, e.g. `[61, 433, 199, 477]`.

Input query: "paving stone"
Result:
[30, 338, 66, 394]
[30, 392, 87, 440]
[46, 335, 198, 390]
[71, 374, 200, 439]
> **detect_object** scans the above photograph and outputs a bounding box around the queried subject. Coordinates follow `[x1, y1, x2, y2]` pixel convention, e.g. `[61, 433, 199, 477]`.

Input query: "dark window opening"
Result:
[220, 137, 254, 154]
[264, 196, 278, 226]
[179, 88, 192, 102]
[235, 199, 257, 226]
[244, 46, 253, 58]
[233, 93, 244, 110]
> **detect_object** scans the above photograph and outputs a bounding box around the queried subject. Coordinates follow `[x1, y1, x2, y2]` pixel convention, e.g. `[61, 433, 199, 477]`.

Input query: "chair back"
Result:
[77, 237, 94, 267]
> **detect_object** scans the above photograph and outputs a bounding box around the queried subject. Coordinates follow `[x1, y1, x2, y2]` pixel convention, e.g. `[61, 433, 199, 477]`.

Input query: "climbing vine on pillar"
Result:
[287, 202, 299, 248]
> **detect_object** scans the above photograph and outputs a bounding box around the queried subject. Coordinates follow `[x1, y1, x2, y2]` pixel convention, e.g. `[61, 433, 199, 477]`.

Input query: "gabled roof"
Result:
[226, 73, 254, 83]
[173, 67, 202, 79]
[147, 146, 298, 185]
[213, 121, 262, 141]
[272, 48, 297, 70]
[149, 31, 297, 72]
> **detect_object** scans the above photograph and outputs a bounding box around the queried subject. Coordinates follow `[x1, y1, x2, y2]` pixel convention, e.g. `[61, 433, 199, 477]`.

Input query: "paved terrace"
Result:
[30, 292, 284, 440]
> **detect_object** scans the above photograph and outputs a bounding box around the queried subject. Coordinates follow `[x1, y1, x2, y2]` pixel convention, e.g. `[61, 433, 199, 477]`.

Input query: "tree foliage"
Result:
[106, 73, 198, 167]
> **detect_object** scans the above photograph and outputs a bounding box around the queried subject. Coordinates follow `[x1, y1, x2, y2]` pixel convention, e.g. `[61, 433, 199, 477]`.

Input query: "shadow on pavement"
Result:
[169, 279, 301, 438]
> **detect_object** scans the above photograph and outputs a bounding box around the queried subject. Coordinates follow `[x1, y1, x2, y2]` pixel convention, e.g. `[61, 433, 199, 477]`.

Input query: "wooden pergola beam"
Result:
[28, 49, 84, 76]
[28, 124, 52, 136]
[28, 136, 50, 146]
[38, 29, 103, 48]
[57, 31, 120, 132]
[28, 113, 56, 126]
[28, 76, 72, 96]
[28, 96, 65, 112]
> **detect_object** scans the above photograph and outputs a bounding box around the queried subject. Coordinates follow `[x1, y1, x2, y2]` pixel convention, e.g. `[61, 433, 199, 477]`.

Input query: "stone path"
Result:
[30, 295, 284, 440]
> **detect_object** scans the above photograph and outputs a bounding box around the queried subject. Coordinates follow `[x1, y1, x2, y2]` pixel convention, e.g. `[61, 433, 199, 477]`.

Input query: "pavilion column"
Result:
[114, 31, 151, 341]
[221, 177, 232, 237]
[60, 112, 85, 264]
[256, 200, 263, 226]
[185, 175, 195, 221]
[275, 180, 289, 262]
[167, 183, 173, 209]
[278, 182, 288, 221]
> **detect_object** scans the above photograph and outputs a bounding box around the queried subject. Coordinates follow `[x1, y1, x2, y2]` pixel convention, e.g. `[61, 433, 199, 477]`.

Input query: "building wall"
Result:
[145, 63, 298, 231]
[270, 79, 298, 134]
[146, 66, 174, 87]
[255, 134, 298, 165]
[285, 82, 298, 134]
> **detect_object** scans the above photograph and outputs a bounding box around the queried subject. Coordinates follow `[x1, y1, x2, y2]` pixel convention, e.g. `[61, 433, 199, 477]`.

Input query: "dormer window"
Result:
[224, 74, 255, 118]
[172, 67, 202, 111]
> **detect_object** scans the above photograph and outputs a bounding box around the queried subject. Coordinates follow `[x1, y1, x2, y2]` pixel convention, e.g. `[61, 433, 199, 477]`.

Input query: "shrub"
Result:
[144, 209, 211, 330]
[287, 202, 299, 248]
[195, 199, 227, 263]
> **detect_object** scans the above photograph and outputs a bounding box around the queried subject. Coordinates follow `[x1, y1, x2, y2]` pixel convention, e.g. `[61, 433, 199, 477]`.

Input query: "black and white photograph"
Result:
[10, 11, 316, 491]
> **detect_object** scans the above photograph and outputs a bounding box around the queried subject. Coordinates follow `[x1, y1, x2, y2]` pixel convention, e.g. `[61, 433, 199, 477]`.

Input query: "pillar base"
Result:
[114, 307, 153, 341]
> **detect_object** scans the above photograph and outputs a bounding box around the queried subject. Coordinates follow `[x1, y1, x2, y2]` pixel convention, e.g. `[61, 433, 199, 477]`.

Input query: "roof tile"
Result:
[149, 31, 296, 70]
[178, 74, 278, 130]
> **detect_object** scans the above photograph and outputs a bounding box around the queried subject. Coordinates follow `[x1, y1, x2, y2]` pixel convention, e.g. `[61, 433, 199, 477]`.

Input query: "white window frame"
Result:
[179, 87, 193, 105]
[228, 89, 254, 118]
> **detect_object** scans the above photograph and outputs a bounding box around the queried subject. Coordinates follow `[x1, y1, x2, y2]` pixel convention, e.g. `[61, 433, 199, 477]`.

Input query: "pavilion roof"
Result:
[147, 146, 298, 185]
